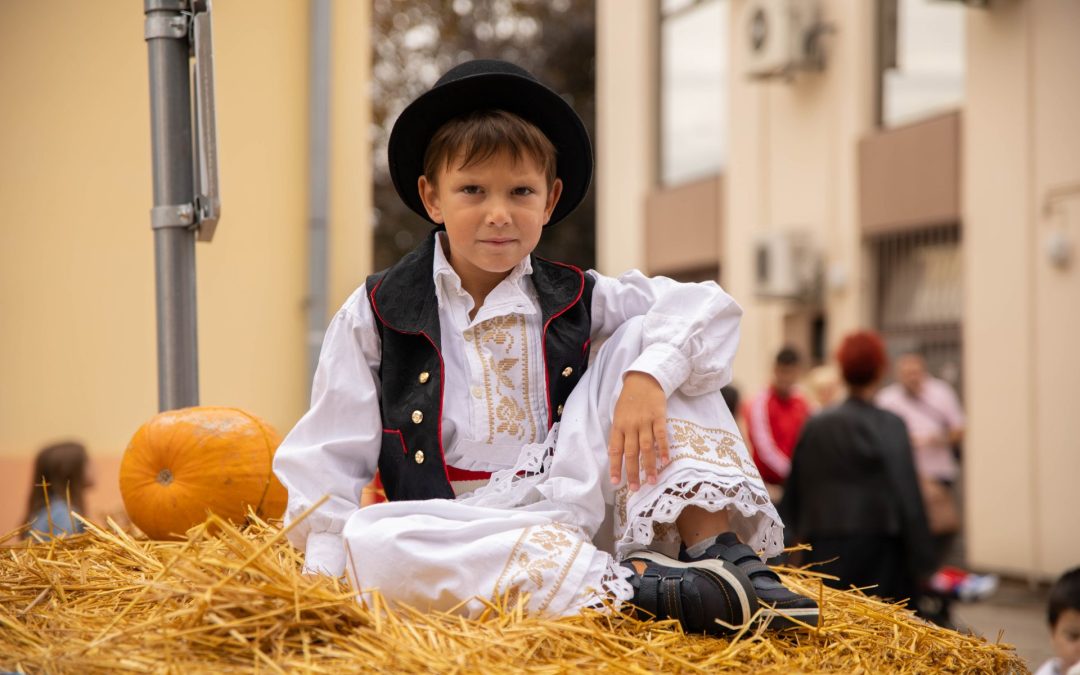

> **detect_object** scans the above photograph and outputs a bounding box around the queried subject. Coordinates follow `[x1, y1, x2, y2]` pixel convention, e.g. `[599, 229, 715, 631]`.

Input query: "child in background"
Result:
[1035, 567, 1080, 675]
[23, 441, 94, 539]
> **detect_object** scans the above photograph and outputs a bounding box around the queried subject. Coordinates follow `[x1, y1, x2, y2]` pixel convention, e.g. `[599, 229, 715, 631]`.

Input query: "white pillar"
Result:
[595, 0, 656, 276]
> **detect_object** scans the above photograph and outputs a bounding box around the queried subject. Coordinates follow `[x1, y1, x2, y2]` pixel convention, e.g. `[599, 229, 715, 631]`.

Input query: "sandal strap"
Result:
[632, 566, 706, 630]
[635, 569, 662, 617]
[661, 576, 683, 625]
[739, 558, 778, 580]
[708, 540, 778, 580]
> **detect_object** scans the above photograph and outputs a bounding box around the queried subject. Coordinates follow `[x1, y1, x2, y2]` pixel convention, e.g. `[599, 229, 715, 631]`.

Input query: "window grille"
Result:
[871, 224, 963, 392]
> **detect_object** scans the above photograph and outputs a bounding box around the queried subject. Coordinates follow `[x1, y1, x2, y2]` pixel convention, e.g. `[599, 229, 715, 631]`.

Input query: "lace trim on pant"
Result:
[615, 478, 785, 560]
[579, 559, 635, 611]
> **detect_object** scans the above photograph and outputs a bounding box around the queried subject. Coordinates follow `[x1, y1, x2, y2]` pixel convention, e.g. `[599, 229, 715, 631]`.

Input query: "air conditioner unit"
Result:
[754, 231, 820, 300]
[742, 0, 826, 79]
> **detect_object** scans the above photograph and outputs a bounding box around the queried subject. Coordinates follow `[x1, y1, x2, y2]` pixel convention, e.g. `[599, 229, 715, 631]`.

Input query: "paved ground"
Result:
[953, 578, 1052, 671]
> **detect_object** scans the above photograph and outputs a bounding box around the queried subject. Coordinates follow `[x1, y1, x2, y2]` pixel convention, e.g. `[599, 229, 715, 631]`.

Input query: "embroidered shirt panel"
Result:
[433, 234, 549, 471]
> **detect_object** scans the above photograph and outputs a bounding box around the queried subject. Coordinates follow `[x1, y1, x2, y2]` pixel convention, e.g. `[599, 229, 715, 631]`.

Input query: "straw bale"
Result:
[0, 513, 1027, 674]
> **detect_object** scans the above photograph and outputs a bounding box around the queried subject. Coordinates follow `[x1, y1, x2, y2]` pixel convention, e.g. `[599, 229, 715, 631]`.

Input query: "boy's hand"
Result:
[608, 372, 669, 491]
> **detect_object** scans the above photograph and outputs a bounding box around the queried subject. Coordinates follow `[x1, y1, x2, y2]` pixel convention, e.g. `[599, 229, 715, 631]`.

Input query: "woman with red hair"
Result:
[780, 331, 935, 605]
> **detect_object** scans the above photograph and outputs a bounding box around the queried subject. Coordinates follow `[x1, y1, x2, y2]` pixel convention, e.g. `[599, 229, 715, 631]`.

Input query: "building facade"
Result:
[596, 0, 1080, 579]
[0, 1, 372, 535]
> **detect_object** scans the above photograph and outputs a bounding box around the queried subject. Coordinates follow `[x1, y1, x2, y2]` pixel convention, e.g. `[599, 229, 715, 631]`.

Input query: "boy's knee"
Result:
[588, 316, 648, 381]
[611, 315, 646, 340]
[600, 316, 646, 356]
[345, 508, 408, 556]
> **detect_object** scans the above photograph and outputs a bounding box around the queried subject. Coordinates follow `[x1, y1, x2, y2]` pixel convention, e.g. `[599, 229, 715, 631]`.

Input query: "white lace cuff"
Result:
[303, 531, 346, 577]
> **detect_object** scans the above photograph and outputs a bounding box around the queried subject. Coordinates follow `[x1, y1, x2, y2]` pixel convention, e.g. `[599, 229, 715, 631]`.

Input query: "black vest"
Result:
[366, 233, 595, 502]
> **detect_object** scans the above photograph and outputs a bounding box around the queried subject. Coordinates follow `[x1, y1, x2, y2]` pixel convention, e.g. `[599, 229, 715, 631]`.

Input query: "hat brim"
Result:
[388, 72, 592, 227]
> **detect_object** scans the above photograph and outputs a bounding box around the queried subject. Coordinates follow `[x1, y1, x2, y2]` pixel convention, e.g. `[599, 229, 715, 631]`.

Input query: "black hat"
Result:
[388, 59, 592, 227]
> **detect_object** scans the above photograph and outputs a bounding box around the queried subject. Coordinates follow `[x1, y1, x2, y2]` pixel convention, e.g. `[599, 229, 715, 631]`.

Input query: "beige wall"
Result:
[0, 1, 371, 535]
[965, 0, 1080, 579]
[593, 0, 1080, 581]
[725, 0, 876, 391]
[595, 0, 656, 277]
[645, 175, 722, 277]
[859, 111, 961, 235]
[598, 0, 876, 391]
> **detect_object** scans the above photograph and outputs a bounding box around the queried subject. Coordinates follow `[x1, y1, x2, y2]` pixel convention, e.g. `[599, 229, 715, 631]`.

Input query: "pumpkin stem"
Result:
[156, 468, 174, 486]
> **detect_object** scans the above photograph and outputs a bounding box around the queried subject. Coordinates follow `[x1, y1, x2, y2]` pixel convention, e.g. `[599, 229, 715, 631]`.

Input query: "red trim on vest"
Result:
[446, 465, 493, 481]
[383, 428, 408, 454]
[537, 259, 586, 430]
[368, 279, 454, 493]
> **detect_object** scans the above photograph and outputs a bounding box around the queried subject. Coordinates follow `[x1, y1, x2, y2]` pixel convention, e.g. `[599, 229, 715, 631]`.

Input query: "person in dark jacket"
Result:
[780, 331, 935, 605]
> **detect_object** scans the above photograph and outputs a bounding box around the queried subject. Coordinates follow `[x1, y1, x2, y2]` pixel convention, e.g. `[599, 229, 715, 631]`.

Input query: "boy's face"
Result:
[418, 150, 562, 291]
[1052, 608, 1080, 671]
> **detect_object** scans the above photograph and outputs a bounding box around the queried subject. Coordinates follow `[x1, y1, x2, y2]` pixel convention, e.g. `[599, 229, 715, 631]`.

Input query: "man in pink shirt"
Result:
[743, 347, 811, 501]
[875, 353, 965, 485]
[876, 352, 976, 626]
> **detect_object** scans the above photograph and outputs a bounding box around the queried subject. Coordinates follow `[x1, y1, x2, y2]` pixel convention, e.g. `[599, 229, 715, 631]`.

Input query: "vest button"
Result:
[414, 450, 425, 464]
[556, 404, 564, 416]
[561, 366, 573, 378]
[418, 371, 430, 384]
[411, 410, 424, 424]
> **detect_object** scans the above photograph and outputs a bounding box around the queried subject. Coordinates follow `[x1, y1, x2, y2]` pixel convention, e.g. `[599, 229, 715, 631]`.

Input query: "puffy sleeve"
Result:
[588, 270, 742, 397]
[272, 284, 382, 577]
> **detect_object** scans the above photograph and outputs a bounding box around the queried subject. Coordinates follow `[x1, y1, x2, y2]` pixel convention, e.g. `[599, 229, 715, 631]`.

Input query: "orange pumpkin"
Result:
[119, 406, 288, 540]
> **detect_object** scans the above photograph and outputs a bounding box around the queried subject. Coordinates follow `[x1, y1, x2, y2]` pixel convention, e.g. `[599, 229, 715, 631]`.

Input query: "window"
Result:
[660, 0, 728, 185]
[881, 0, 965, 127]
[872, 224, 964, 389]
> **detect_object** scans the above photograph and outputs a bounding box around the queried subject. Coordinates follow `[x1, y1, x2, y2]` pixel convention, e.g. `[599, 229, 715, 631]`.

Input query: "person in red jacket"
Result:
[743, 347, 810, 501]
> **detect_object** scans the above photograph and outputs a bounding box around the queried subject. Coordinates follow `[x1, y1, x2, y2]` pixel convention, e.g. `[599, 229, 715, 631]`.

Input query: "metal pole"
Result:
[307, 0, 331, 389]
[145, 0, 199, 411]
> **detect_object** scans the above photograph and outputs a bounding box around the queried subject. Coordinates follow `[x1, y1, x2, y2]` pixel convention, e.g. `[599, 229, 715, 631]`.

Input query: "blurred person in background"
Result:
[875, 353, 965, 556]
[874, 352, 993, 624]
[743, 346, 810, 502]
[1036, 567, 1080, 675]
[22, 441, 94, 539]
[805, 364, 842, 412]
[720, 384, 750, 442]
[780, 331, 936, 608]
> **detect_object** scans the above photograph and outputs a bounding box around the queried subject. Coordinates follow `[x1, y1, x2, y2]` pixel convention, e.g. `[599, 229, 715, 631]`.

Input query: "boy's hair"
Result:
[423, 109, 557, 187]
[1048, 567, 1080, 627]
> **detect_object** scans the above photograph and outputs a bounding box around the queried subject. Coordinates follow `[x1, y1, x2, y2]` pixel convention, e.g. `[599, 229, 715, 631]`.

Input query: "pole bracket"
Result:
[151, 204, 196, 229]
[145, 14, 189, 41]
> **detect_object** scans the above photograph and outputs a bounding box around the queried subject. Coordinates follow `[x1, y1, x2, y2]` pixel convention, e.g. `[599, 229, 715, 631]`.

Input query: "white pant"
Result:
[343, 317, 782, 617]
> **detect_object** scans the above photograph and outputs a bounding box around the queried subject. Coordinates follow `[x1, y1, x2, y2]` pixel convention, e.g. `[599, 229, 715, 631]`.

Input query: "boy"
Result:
[273, 59, 816, 635]
[1036, 568, 1080, 675]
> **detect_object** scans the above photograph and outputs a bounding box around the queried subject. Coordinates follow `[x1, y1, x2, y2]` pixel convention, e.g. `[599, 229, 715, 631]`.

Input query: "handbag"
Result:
[920, 478, 961, 536]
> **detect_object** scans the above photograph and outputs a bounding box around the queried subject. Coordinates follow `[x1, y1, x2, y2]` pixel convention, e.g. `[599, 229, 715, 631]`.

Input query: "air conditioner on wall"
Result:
[741, 0, 827, 79]
[754, 231, 821, 300]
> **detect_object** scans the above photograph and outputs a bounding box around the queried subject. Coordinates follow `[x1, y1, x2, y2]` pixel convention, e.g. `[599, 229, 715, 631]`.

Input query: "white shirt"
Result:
[273, 233, 743, 575]
[1034, 657, 1080, 675]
